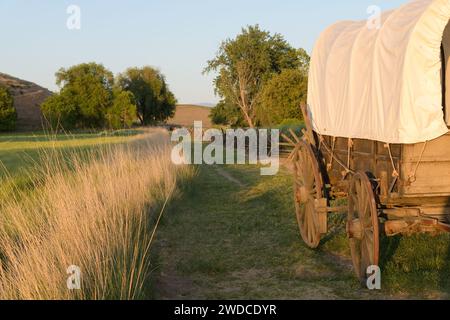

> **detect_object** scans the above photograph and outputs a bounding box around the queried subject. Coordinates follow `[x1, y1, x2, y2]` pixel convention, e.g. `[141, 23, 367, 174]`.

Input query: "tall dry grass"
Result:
[0, 129, 193, 300]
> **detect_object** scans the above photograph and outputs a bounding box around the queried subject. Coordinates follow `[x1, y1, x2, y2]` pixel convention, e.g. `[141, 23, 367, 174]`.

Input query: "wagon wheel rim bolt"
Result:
[293, 141, 324, 249]
[347, 172, 380, 282]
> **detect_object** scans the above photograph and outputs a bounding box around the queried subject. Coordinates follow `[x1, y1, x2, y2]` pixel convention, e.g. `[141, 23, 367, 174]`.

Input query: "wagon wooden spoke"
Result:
[293, 141, 325, 249]
[347, 172, 380, 283]
[294, 178, 304, 187]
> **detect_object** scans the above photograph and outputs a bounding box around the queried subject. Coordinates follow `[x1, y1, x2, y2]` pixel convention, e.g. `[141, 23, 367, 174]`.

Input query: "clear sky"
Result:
[0, 0, 406, 105]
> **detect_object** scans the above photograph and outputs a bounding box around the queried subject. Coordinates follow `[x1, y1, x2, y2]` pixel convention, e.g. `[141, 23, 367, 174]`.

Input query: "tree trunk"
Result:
[239, 86, 255, 128]
[137, 112, 144, 125]
[244, 112, 255, 128]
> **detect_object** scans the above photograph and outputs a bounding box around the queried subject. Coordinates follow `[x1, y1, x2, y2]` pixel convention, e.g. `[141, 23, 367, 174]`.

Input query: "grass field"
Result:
[0, 130, 145, 197]
[3, 130, 450, 299]
[0, 130, 142, 176]
[153, 163, 450, 300]
[0, 129, 194, 299]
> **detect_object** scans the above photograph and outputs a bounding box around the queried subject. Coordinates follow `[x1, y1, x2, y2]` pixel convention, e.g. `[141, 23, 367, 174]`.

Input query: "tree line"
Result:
[42, 63, 177, 130]
[205, 25, 310, 128]
[0, 25, 308, 132]
[0, 64, 177, 131]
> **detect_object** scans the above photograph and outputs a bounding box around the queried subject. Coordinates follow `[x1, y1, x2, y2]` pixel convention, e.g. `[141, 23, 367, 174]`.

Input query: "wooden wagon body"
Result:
[320, 131, 450, 227]
[285, 107, 450, 282]
[322, 133, 450, 212]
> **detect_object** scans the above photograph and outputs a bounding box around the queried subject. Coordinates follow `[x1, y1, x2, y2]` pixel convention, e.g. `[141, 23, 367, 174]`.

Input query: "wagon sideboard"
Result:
[320, 133, 450, 212]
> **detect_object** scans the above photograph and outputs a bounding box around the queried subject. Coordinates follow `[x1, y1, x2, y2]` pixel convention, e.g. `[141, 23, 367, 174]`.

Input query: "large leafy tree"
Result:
[42, 63, 116, 128]
[256, 69, 308, 126]
[204, 25, 306, 128]
[0, 86, 17, 131]
[118, 67, 177, 125]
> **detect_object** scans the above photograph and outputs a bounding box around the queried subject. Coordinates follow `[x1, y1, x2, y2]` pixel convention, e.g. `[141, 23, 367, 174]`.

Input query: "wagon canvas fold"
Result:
[308, 0, 450, 144]
[285, 0, 450, 282]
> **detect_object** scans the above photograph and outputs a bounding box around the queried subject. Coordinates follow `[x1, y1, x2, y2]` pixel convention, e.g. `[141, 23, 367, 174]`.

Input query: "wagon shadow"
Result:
[319, 214, 346, 246]
[440, 244, 450, 295]
[439, 200, 450, 295]
[379, 235, 401, 271]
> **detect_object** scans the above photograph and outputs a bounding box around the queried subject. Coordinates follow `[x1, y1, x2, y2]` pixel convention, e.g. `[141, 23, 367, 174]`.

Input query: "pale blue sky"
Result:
[0, 0, 405, 105]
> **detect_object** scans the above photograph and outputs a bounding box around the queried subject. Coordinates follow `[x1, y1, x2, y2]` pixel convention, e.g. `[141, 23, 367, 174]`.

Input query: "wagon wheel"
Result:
[347, 172, 380, 282]
[293, 141, 324, 249]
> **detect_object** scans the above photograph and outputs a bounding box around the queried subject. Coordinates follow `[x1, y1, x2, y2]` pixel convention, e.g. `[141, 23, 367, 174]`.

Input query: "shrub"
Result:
[256, 69, 308, 127]
[106, 90, 137, 129]
[0, 86, 17, 131]
[210, 100, 246, 127]
[276, 118, 305, 139]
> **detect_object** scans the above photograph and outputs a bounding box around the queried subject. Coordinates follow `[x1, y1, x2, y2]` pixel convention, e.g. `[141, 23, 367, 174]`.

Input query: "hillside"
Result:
[0, 73, 52, 131]
[168, 104, 213, 128]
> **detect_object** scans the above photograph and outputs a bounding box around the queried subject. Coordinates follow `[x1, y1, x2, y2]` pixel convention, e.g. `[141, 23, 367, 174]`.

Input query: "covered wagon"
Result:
[285, 0, 450, 282]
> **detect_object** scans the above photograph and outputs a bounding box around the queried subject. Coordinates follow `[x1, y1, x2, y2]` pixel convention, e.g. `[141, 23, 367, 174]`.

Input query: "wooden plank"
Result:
[401, 133, 450, 196]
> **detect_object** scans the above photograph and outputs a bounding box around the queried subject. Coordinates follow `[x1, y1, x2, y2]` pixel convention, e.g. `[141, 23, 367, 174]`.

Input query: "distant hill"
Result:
[168, 104, 213, 128]
[194, 102, 216, 108]
[0, 73, 52, 131]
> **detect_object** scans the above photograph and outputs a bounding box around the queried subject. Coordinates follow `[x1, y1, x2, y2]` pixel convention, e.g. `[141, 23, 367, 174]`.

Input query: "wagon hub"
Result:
[296, 186, 309, 205]
[347, 218, 363, 240]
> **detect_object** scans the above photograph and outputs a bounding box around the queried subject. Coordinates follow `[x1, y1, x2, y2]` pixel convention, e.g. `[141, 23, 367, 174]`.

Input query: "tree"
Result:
[204, 25, 306, 128]
[210, 99, 245, 127]
[0, 86, 17, 131]
[118, 67, 177, 125]
[256, 69, 308, 126]
[106, 90, 137, 129]
[297, 48, 311, 74]
[42, 62, 115, 129]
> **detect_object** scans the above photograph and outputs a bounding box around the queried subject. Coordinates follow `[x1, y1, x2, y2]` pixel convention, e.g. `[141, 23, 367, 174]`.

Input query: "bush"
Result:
[210, 100, 246, 127]
[256, 69, 308, 127]
[276, 118, 305, 137]
[0, 86, 17, 132]
[106, 90, 137, 129]
[41, 92, 79, 129]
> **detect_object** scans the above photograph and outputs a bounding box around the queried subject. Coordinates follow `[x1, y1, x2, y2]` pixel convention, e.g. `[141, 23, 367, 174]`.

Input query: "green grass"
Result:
[0, 130, 142, 194]
[152, 165, 390, 300]
[0, 129, 188, 299]
[5, 130, 449, 299]
[321, 205, 450, 298]
[153, 163, 450, 300]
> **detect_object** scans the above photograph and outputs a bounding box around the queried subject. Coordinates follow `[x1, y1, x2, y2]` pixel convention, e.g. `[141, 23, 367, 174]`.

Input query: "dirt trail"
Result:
[213, 165, 245, 187]
[153, 164, 400, 300]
